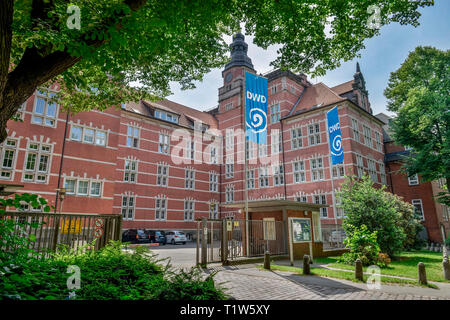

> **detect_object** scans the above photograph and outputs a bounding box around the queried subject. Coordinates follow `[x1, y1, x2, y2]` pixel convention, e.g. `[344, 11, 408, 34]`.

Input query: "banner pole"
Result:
[326, 108, 339, 234]
[244, 72, 249, 258]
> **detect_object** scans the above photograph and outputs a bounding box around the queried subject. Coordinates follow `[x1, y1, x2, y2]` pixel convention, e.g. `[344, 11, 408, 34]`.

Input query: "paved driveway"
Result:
[141, 241, 198, 268]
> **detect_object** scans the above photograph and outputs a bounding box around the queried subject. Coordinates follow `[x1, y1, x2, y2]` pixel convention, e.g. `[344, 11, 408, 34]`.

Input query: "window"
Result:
[270, 86, 278, 95]
[71, 126, 106, 146]
[363, 125, 372, 147]
[158, 133, 170, 154]
[225, 186, 234, 203]
[246, 140, 255, 160]
[0, 139, 17, 180]
[291, 128, 303, 150]
[225, 163, 234, 178]
[225, 102, 233, 111]
[64, 179, 76, 194]
[77, 180, 89, 195]
[210, 147, 217, 164]
[335, 196, 344, 218]
[209, 172, 218, 192]
[293, 161, 306, 183]
[184, 200, 194, 221]
[314, 194, 328, 218]
[24, 142, 52, 183]
[412, 199, 424, 221]
[71, 126, 82, 141]
[271, 132, 282, 154]
[122, 196, 135, 220]
[259, 167, 269, 188]
[270, 104, 281, 123]
[273, 165, 284, 186]
[154, 109, 179, 124]
[83, 128, 94, 144]
[356, 154, 364, 178]
[408, 174, 419, 186]
[375, 131, 382, 152]
[225, 130, 234, 151]
[442, 205, 450, 221]
[310, 158, 324, 181]
[367, 159, 377, 182]
[185, 168, 195, 189]
[258, 143, 267, 158]
[127, 126, 139, 148]
[209, 202, 218, 219]
[296, 195, 307, 203]
[90, 182, 101, 197]
[437, 178, 446, 189]
[263, 218, 276, 241]
[32, 89, 58, 127]
[155, 197, 167, 220]
[352, 119, 360, 143]
[186, 138, 195, 160]
[157, 164, 168, 186]
[308, 123, 321, 145]
[332, 165, 345, 178]
[379, 163, 386, 185]
[124, 160, 137, 183]
[246, 169, 255, 189]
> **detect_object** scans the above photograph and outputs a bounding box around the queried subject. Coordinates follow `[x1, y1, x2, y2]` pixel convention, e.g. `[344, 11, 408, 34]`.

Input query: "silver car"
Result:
[166, 230, 187, 245]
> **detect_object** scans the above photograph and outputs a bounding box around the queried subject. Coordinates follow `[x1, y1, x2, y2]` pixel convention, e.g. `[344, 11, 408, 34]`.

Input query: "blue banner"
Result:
[327, 106, 344, 165]
[245, 72, 268, 144]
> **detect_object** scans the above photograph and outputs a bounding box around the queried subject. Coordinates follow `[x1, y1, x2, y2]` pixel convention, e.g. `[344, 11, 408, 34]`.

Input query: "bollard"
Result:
[264, 251, 271, 270]
[418, 262, 427, 285]
[303, 254, 311, 275]
[443, 256, 450, 281]
[355, 259, 363, 281]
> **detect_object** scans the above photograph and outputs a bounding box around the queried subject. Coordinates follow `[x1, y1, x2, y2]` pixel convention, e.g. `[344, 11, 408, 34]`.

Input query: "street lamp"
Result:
[56, 188, 66, 214]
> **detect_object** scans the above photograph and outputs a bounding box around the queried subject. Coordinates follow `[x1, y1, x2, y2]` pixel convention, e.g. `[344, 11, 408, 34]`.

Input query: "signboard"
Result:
[93, 228, 103, 239]
[290, 218, 311, 243]
[227, 220, 233, 232]
[245, 72, 268, 144]
[60, 219, 82, 234]
[94, 218, 105, 228]
[234, 221, 239, 227]
[326, 106, 344, 165]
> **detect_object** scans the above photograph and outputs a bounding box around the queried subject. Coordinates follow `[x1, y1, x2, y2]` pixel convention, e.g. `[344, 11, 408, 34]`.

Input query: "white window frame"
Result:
[225, 186, 234, 203]
[259, 167, 270, 188]
[209, 172, 218, 192]
[157, 164, 169, 186]
[352, 119, 360, 143]
[127, 126, 140, 148]
[270, 103, 281, 123]
[363, 125, 372, 148]
[155, 197, 167, 221]
[184, 200, 195, 221]
[293, 161, 306, 183]
[291, 128, 303, 150]
[332, 165, 345, 179]
[23, 142, 52, 184]
[0, 139, 17, 180]
[124, 160, 137, 183]
[185, 168, 195, 190]
[273, 164, 284, 186]
[32, 89, 58, 127]
[247, 169, 255, 189]
[209, 202, 219, 219]
[310, 157, 324, 181]
[122, 195, 135, 220]
[412, 199, 425, 221]
[225, 163, 234, 179]
[314, 194, 328, 218]
[408, 174, 419, 186]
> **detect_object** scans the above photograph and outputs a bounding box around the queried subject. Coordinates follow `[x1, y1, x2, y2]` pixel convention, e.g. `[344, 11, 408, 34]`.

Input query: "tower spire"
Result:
[223, 33, 254, 72]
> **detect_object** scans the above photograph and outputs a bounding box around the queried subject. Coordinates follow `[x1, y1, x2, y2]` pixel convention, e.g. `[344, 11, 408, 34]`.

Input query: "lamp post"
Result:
[56, 188, 66, 214]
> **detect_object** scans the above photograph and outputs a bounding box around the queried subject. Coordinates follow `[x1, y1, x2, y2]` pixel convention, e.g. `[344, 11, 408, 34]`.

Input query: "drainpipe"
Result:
[54, 108, 70, 213]
[280, 119, 287, 200]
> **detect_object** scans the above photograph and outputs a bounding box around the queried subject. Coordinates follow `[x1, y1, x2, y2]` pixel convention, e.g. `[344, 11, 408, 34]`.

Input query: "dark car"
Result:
[147, 230, 166, 245]
[122, 229, 150, 243]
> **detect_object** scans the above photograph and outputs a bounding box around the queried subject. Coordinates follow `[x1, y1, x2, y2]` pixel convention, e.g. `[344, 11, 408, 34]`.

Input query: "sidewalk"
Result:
[204, 262, 450, 300]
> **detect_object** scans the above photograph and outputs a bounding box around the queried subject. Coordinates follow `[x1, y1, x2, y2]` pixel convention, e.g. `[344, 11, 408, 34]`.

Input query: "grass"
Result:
[258, 264, 438, 289]
[313, 250, 449, 283]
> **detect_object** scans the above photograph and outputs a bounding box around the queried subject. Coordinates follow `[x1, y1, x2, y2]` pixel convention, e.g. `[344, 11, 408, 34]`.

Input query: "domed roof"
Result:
[223, 33, 255, 71]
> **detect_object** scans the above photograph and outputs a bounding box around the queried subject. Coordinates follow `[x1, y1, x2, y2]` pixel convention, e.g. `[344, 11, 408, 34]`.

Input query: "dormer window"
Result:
[154, 109, 179, 124]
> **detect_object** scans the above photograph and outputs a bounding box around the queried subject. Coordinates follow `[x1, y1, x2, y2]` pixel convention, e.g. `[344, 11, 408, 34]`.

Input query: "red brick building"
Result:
[0, 33, 444, 241]
[376, 113, 450, 243]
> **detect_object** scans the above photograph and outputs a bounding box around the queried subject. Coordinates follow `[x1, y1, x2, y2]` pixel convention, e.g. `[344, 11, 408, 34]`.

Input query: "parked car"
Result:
[147, 230, 166, 245]
[122, 229, 150, 243]
[165, 230, 187, 245]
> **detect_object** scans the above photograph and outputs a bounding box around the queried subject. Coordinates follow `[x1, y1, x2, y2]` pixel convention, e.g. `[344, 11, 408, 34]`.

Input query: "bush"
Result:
[338, 175, 408, 257]
[338, 225, 382, 266]
[445, 236, 450, 246]
[1, 221, 228, 300]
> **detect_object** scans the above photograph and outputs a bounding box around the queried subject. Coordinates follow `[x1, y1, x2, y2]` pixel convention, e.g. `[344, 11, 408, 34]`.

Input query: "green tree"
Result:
[384, 46, 450, 205]
[338, 175, 407, 257]
[0, 0, 433, 142]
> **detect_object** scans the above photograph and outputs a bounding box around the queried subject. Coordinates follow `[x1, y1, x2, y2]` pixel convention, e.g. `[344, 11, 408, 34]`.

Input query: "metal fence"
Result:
[1, 211, 122, 257]
[321, 223, 346, 250]
[196, 219, 288, 266]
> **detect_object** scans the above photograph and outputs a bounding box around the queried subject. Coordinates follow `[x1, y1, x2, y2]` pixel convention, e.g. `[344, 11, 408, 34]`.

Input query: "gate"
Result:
[196, 218, 288, 266]
[1, 211, 122, 258]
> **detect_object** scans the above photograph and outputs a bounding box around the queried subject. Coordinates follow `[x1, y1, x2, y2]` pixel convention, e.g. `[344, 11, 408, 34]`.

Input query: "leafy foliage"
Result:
[338, 175, 420, 257]
[384, 46, 450, 205]
[338, 224, 381, 266]
[1, 1, 433, 128]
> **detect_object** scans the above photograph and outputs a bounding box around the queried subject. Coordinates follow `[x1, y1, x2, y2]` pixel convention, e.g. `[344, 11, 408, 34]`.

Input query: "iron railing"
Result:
[1, 211, 122, 257]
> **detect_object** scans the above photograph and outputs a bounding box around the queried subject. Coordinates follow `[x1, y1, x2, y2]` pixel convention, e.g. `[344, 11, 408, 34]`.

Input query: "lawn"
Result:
[260, 263, 438, 288]
[313, 250, 449, 283]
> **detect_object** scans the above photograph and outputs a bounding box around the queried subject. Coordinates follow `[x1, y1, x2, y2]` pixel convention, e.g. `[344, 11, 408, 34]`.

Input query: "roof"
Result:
[123, 99, 218, 130]
[225, 200, 327, 212]
[331, 80, 354, 95]
[290, 82, 346, 115]
[375, 113, 394, 142]
[385, 150, 411, 162]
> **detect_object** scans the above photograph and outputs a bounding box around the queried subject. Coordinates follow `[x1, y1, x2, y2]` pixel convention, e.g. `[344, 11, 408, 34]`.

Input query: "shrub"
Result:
[377, 253, 391, 268]
[445, 236, 450, 247]
[338, 224, 381, 266]
[338, 175, 407, 257]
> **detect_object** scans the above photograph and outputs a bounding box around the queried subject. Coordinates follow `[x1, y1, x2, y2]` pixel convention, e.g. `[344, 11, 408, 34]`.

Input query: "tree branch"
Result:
[0, 0, 13, 95]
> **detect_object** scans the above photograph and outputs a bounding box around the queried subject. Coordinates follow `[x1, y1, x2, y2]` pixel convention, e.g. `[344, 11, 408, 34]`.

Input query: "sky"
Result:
[168, 1, 450, 116]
